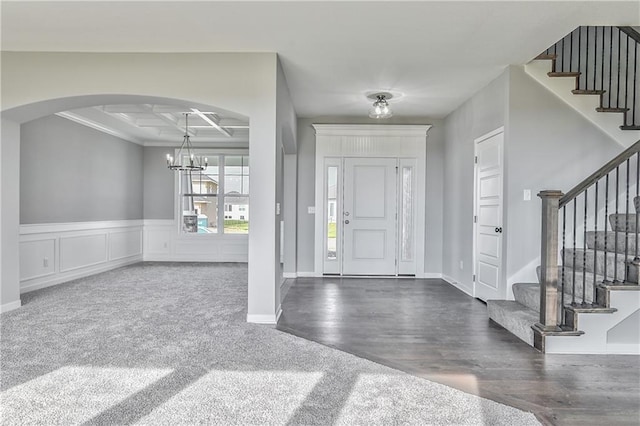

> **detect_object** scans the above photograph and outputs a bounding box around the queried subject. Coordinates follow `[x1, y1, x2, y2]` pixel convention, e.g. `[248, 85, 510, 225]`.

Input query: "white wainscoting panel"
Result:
[111, 230, 143, 261]
[19, 238, 56, 281]
[60, 234, 108, 272]
[143, 220, 248, 262]
[20, 221, 144, 293]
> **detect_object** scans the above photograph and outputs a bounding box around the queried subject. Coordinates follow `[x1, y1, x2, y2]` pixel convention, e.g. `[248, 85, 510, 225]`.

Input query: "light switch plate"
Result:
[308, 206, 315, 214]
[276, 203, 281, 215]
[523, 189, 531, 201]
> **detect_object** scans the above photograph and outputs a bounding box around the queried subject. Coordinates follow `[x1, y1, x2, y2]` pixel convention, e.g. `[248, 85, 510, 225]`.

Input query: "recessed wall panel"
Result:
[60, 234, 107, 272]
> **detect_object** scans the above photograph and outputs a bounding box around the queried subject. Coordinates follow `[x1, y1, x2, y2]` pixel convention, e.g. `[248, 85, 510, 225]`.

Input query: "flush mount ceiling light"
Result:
[166, 112, 208, 171]
[368, 92, 393, 119]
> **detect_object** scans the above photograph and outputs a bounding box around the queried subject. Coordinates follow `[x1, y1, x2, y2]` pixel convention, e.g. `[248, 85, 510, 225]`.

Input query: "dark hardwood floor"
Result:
[276, 277, 640, 426]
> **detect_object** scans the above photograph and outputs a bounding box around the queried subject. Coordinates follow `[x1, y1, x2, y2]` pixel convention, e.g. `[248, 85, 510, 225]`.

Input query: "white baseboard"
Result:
[442, 274, 474, 297]
[1, 299, 22, 314]
[21, 255, 142, 294]
[296, 272, 316, 277]
[247, 310, 280, 325]
[422, 273, 443, 279]
[283, 272, 297, 279]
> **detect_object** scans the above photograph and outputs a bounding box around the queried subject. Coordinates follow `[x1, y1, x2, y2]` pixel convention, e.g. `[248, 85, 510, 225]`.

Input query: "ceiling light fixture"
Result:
[166, 112, 208, 171]
[369, 93, 393, 119]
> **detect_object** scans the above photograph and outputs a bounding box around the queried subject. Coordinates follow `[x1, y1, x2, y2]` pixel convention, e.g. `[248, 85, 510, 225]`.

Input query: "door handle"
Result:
[495, 227, 502, 233]
[344, 212, 350, 216]
[345, 220, 350, 224]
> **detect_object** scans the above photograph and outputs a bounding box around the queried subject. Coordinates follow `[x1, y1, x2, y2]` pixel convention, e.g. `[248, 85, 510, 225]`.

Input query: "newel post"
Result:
[533, 190, 564, 351]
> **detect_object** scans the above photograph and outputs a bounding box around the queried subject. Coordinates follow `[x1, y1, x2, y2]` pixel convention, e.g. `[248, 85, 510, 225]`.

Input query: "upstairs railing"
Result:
[535, 139, 640, 349]
[541, 26, 640, 129]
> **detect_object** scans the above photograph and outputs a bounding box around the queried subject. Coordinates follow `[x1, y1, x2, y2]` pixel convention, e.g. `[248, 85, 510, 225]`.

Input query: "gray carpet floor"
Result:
[1, 263, 539, 425]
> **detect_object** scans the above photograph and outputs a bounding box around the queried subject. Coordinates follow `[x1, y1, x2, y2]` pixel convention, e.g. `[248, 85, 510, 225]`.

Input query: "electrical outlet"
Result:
[276, 203, 281, 215]
[308, 206, 315, 214]
[459, 260, 464, 270]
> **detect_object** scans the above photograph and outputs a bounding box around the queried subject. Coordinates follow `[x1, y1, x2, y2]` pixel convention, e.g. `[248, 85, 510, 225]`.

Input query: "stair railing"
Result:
[535, 139, 640, 351]
[542, 26, 640, 130]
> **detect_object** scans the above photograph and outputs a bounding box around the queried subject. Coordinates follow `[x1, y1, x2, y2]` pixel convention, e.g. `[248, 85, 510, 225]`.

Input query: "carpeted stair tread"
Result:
[586, 230, 639, 254]
[609, 214, 639, 233]
[563, 248, 629, 281]
[487, 300, 536, 346]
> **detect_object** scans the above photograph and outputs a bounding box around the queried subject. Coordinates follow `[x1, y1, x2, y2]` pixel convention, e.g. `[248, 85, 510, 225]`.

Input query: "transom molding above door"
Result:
[312, 124, 431, 278]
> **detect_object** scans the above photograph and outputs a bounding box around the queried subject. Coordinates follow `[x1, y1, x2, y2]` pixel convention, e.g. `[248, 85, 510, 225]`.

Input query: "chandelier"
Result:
[369, 93, 393, 119]
[166, 112, 208, 171]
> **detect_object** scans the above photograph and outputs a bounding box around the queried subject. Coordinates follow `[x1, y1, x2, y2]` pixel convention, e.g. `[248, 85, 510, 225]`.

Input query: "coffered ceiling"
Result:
[57, 104, 250, 145]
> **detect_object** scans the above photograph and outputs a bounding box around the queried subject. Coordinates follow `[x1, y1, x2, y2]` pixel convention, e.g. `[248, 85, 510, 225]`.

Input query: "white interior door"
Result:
[343, 158, 397, 275]
[474, 129, 505, 301]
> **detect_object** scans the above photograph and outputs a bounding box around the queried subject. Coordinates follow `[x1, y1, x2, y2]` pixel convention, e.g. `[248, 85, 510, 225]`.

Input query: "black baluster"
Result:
[601, 27, 605, 94]
[560, 36, 567, 72]
[562, 206, 567, 323]
[634, 42, 638, 127]
[586, 27, 590, 89]
[573, 198, 577, 304]
[610, 27, 614, 108]
[615, 166, 620, 282]
[636, 152, 639, 261]
[604, 174, 610, 282]
[617, 28, 622, 109]
[593, 27, 597, 90]
[571, 28, 575, 72]
[594, 180, 599, 306]
[579, 27, 583, 88]
[625, 159, 631, 275]
[624, 33, 630, 126]
[583, 189, 588, 305]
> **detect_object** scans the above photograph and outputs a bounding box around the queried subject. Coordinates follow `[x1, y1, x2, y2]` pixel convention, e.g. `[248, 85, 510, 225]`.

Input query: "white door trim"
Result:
[473, 127, 506, 300]
[313, 124, 431, 277]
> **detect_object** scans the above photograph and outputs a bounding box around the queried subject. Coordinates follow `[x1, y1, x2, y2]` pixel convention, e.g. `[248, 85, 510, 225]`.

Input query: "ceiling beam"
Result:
[191, 108, 233, 137]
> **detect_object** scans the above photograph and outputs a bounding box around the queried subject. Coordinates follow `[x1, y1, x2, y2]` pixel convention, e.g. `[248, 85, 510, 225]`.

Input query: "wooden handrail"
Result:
[619, 27, 640, 44]
[559, 139, 640, 208]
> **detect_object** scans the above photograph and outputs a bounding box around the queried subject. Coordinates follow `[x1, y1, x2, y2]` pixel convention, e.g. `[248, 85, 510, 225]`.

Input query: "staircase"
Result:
[489, 139, 640, 354]
[526, 26, 640, 147]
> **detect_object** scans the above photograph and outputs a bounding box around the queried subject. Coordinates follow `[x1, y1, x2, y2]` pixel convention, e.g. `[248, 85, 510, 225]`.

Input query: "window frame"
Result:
[174, 148, 249, 239]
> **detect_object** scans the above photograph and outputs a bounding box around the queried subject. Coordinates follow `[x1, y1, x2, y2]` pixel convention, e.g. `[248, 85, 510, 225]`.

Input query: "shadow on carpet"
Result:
[0, 263, 539, 425]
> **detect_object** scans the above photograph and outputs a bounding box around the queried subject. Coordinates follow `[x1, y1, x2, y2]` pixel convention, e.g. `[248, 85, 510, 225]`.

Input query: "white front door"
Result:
[474, 129, 505, 301]
[343, 157, 397, 275]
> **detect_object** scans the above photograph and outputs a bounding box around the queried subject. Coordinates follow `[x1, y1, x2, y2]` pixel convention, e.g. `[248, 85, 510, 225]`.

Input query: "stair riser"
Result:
[609, 214, 639, 233]
[563, 249, 628, 281]
[586, 231, 638, 254]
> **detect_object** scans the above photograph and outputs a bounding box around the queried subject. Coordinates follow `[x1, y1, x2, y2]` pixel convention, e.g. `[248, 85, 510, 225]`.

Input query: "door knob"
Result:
[345, 220, 350, 224]
[495, 227, 503, 233]
[344, 212, 350, 216]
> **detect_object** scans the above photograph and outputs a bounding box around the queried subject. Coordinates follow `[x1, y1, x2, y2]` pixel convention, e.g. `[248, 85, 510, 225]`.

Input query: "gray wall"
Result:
[276, 57, 298, 302]
[505, 65, 621, 285]
[295, 116, 445, 275]
[143, 146, 175, 220]
[20, 115, 143, 224]
[442, 69, 509, 291]
[442, 65, 623, 295]
[1, 118, 21, 309]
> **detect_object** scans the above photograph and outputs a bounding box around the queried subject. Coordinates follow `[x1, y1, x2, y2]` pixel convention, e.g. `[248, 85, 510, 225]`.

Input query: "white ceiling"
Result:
[2, 1, 639, 119]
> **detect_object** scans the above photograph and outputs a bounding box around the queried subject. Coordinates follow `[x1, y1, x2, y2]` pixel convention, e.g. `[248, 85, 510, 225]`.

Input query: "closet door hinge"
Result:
[473, 274, 476, 281]
[474, 156, 478, 164]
